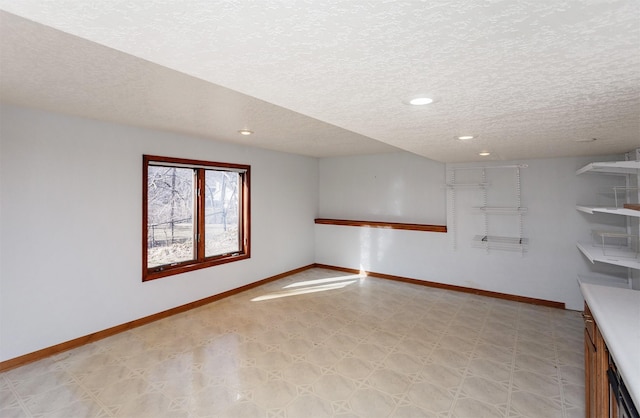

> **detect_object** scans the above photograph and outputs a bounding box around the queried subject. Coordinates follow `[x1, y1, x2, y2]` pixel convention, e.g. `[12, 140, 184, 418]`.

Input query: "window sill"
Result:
[143, 252, 250, 282]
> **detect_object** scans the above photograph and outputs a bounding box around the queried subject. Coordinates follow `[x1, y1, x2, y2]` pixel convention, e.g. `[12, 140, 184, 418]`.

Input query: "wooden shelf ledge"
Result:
[314, 218, 447, 233]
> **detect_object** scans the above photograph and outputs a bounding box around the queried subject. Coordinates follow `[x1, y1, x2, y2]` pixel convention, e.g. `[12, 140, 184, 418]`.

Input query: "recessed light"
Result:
[479, 151, 491, 156]
[403, 95, 434, 106]
[455, 135, 477, 141]
[409, 97, 433, 105]
[238, 129, 254, 136]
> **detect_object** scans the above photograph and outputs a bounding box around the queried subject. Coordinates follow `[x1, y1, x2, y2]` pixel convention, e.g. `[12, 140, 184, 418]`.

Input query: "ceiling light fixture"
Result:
[403, 95, 434, 106]
[238, 129, 254, 136]
[455, 135, 477, 141]
[479, 151, 491, 156]
[574, 137, 597, 142]
[409, 97, 433, 105]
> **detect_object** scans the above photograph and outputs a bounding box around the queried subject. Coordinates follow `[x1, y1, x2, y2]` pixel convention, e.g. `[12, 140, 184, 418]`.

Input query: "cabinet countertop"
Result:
[580, 282, 640, 409]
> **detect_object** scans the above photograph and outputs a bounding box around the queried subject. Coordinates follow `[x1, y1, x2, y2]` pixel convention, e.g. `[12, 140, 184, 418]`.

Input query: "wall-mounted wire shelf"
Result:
[576, 157, 640, 289]
[613, 186, 639, 208]
[576, 205, 640, 218]
[472, 235, 529, 252]
[576, 161, 640, 176]
[577, 242, 640, 270]
[473, 206, 528, 214]
[590, 230, 639, 257]
[576, 274, 632, 289]
[446, 182, 489, 189]
[447, 164, 528, 254]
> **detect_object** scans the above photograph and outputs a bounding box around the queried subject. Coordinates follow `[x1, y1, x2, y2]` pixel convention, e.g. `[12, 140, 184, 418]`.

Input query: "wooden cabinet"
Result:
[583, 302, 610, 418]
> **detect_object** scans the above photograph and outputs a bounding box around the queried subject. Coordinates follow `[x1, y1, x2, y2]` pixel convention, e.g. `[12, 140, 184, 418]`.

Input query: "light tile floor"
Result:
[0, 268, 585, 417]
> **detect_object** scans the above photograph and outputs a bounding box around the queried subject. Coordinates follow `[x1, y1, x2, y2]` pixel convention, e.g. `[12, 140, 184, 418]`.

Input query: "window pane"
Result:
[147, 166, 195, 268]
[204, 170, 240, 257]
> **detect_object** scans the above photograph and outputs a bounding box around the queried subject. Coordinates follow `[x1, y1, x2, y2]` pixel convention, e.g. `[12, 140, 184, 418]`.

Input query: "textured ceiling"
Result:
[1, 1, 639, 162]
[0, 12, 396, 158]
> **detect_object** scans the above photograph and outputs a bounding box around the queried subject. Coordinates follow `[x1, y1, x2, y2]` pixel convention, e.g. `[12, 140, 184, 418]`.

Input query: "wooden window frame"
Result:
[143, 155, 250, 281]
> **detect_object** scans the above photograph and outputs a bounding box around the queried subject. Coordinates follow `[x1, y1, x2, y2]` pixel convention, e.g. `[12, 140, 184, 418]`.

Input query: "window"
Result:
[143, 155, 250, 281]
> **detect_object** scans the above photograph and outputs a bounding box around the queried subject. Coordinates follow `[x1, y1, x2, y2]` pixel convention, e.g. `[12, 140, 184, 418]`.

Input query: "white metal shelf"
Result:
[576, 161, 640, 175]
[577, 274, 632, 289]
[473, 235, 529, 252]
[450, 164, 528, 171]
[577, 242, 640, 270]
[577, 156, 640, 290]
[592, 230, 637, 239]
[474, 206, 528, 214]
[447, 164, 528, 254]
[577, 206, 640, 218]
[446, 182, 489, 189]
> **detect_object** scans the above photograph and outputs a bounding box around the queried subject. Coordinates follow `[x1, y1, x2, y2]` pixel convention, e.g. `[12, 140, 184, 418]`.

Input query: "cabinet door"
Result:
[594, 326, 610, 418]
[585, 328, 597, 418]
[584, 301, 612, 418]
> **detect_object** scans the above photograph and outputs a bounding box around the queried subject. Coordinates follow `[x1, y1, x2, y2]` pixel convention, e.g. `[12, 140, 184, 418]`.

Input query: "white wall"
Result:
[316, 152, 627, 311]
[0, 104, 318, 361]
[318, 152, 446, 224]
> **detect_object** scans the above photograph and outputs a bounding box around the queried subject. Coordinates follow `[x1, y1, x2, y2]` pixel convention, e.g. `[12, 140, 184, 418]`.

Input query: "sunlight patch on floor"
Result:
[251, 272, 367, 301]
[283, 274, 363, 289]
